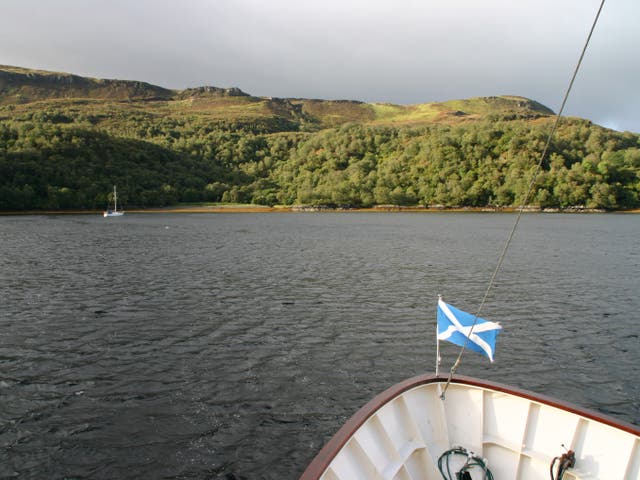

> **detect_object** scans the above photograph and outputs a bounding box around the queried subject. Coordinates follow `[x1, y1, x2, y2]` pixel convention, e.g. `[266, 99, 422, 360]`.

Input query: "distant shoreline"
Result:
[2, 205, 639, 215]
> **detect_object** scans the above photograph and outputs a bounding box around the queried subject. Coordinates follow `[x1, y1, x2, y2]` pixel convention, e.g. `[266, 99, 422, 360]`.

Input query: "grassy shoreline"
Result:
[2, 204, 639, 215]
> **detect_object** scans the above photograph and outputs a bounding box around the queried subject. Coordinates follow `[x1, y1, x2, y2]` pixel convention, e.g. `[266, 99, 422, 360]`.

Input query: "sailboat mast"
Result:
[103, 185, 123, 217]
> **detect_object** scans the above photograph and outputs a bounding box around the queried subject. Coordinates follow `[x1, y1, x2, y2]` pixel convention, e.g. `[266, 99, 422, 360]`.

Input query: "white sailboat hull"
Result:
[301, 375, 640, 480]
[103, 211, 124, 217]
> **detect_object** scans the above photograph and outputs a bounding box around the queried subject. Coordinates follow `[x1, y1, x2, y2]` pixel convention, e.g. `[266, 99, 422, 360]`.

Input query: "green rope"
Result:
[438, 446, 495, 480]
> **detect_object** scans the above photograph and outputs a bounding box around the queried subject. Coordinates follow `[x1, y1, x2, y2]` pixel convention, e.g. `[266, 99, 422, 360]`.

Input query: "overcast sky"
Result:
[1, 0, 637, 132]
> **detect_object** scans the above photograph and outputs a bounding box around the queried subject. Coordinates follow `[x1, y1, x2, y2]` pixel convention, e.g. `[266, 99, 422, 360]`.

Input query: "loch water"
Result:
[1, 212, 639, 479]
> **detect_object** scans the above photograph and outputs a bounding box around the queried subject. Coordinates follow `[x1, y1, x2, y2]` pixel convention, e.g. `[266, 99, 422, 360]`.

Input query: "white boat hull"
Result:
[103, 211, 124, 217]
[301, 375, 640, 480]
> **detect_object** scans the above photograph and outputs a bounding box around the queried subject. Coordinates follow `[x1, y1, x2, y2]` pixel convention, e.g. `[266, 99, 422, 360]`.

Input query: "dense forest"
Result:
[1, 65, 639, 210]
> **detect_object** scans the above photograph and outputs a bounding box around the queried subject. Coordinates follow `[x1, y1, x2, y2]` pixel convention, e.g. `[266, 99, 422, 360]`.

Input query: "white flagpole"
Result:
[436, 337, 441, 376]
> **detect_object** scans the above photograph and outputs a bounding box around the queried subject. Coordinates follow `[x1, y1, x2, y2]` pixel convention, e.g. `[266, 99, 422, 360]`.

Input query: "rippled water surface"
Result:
[1, 212, 639, 479]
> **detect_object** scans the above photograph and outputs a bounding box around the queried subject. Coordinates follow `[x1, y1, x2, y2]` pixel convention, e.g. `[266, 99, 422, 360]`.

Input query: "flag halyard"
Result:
[437, 298, 502, 362]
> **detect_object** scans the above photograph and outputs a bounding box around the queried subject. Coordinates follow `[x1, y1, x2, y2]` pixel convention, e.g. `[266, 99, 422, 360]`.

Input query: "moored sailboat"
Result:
[103, 185, 124, 217]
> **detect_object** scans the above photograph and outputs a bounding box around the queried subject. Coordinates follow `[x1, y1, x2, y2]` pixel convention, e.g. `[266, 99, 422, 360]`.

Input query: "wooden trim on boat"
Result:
[299, 374, 640, 479]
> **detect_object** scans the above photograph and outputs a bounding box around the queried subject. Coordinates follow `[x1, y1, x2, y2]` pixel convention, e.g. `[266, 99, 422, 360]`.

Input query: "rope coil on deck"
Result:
[437, 446, 495, 480]
[550, 447, 576, 480]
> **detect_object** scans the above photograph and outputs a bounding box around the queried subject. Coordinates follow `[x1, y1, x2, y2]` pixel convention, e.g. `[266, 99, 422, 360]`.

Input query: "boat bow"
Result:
[301, 375, 640, 480]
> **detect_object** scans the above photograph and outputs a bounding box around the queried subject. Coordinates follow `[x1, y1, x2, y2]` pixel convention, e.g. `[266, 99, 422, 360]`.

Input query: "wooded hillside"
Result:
[1, 65, 638, 210]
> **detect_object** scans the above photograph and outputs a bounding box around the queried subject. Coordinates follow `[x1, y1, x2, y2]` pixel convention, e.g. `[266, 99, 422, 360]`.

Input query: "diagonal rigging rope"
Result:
[439, 0, 606, 399]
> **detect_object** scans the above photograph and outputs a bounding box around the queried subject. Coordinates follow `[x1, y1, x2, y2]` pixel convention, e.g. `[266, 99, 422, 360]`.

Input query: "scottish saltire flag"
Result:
[437, 298, 502, 362]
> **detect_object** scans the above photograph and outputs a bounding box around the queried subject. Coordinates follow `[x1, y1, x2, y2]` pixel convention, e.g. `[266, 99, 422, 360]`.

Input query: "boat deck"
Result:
[301, 375, 640, 480]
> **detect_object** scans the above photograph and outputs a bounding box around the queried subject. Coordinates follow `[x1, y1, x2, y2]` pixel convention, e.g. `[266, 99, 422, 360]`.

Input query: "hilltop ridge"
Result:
[0, 65, 173, 102]
[0, 65, 555, 129]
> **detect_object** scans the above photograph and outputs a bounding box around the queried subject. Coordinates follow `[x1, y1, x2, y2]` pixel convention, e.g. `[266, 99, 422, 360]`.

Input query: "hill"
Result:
[0, 65, 554, 130]
[0, 65, 638, 211]
[0, 65, 173, 103]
